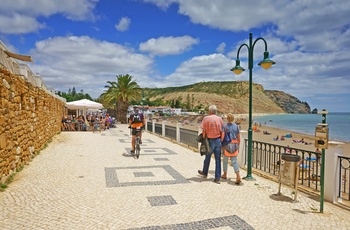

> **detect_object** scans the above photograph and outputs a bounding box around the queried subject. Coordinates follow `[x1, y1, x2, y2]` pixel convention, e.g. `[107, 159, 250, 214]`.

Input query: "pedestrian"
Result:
[221, 113, 241, 185]
[198, 105, 224, 184]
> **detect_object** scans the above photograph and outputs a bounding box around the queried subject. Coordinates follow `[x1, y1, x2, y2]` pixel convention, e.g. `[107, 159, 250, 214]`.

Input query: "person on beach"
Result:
[129, 105, 145, 154]
[198, 105, 224, 184]
[221, 113, 241, 185]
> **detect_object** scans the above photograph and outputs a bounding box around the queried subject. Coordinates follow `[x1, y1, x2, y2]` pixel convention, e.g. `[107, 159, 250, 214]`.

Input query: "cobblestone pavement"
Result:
[1, 124, 350, 230]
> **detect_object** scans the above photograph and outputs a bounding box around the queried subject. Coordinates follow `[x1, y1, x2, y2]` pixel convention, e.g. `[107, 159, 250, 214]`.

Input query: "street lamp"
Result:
[231, 33, 275, 180]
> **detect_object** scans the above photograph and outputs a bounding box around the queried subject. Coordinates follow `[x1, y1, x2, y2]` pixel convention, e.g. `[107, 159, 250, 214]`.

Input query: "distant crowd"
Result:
[62, 113, 115, 132]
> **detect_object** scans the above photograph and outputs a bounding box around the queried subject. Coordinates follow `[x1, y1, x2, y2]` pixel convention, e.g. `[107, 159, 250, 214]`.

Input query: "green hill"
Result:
[143, 81, 310, 114]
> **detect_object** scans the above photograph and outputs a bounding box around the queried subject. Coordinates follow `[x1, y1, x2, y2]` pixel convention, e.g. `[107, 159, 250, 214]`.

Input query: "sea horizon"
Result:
[253, 112, 350, 143]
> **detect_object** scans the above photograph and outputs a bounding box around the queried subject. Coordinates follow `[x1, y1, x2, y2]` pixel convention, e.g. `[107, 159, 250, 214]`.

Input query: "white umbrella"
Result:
[66, 99, 103, 110]
[66, 99, 103, 117]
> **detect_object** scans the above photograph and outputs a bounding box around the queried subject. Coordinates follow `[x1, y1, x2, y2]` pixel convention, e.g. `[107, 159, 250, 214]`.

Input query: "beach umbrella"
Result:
[66, 99, 103, 117]
[66, 99, 103, 110]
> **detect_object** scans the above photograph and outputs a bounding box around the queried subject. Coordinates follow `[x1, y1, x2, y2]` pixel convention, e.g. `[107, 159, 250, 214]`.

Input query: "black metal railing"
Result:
[245, 139, 321, 191]
[338, 156, 350, 201]
[155, 123, 162, 135]
[179, 128, 198, 149]
[165, 126, 176, 139]
[146, 123, 348, 205]
[147, 122, 152, 132]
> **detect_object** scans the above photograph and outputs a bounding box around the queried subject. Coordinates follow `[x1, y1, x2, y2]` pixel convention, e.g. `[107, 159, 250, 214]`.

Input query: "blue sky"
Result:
[0, 0, 349, 112]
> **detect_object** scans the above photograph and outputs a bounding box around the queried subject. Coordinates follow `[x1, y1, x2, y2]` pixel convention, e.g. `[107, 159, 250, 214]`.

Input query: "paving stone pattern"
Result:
[127, 215, 253, 230]
[147, 195, 177, 206]
[105, 165, 189, 187]
[134, 172, 155, 177]
[1, 125, 350, 230]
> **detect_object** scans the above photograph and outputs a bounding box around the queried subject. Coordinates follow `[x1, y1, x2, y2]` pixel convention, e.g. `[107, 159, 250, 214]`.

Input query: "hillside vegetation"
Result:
[144, 81, 310, 114]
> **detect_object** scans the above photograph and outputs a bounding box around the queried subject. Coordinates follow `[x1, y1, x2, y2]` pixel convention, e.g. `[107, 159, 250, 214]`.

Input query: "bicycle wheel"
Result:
[135, 137, 140, 159]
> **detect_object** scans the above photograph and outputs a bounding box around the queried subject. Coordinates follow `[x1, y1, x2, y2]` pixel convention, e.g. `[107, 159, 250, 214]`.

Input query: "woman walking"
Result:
[221, 113, 241, 185]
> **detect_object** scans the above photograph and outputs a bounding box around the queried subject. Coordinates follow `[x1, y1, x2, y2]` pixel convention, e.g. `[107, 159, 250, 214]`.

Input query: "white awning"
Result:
[66, 99, 103, 110]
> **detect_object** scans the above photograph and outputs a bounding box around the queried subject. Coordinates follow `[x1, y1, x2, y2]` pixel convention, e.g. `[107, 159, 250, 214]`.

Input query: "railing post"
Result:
[176, 122, 181, 144]
[238, 130, 248, 169]
[152, 119, 155, 133]
[324, 144, 344, 203]
[162, 121, 166, 137]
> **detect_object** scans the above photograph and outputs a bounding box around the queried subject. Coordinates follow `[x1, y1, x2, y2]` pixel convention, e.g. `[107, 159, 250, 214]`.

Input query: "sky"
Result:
[0, 0, 349, 112]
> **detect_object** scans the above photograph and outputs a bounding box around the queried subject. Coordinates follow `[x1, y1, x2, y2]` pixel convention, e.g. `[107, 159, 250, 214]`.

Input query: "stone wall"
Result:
[0, 69, 65, 184]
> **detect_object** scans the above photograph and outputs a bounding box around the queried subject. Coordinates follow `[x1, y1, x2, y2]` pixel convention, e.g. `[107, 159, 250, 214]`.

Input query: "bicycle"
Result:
[131, 126, 142, 159]
[134, 128, 141, 159]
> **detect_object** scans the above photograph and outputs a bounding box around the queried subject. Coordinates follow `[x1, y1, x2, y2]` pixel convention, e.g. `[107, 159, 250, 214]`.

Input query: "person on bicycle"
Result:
[129, 105, 145, 154]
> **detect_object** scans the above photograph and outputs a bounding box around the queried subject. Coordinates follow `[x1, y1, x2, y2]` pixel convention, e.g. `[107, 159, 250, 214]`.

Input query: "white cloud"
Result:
[148, 0, 350, 54]
[274, 1, 350, 52]
[29, 36, 154, 98]
[0, 14, 45, 34]
[142, 0, 178, 10]
[216, 42, 226, 53]
[139, 36, 199, 56]
[115, 17, 131, 32]
[0, 0, 97, 34]
[163, 53, 234, 86]
[175, 0, 284, 31]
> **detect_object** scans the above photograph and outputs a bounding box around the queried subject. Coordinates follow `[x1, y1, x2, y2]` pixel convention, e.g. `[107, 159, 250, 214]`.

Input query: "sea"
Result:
[253, 112, 350, 143]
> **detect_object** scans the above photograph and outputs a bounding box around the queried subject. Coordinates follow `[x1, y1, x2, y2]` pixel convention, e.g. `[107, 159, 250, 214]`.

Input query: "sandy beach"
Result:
[239, 120, 350, 156]
[165, 114, 350, 157]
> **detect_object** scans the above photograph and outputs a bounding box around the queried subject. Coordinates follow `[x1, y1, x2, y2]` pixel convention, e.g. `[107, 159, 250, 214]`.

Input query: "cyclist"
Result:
[129, 105, 145, 154]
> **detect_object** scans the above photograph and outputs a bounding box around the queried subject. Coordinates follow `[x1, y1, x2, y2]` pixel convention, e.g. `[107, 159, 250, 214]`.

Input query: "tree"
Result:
[72, 87, 76, 96]
[57, 88, 92, 102]
[101, 74, 141, 123]
[174, 97, 181, 108]
[186, 94, 191, 111]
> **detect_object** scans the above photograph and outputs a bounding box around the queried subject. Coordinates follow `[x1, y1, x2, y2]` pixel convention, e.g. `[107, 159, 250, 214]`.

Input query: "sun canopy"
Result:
[4, 50, 33, 62]
[66, 99, 103, 110]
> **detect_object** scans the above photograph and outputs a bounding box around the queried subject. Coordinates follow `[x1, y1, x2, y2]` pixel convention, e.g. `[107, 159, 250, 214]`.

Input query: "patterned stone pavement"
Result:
[1, 124, 350, 230]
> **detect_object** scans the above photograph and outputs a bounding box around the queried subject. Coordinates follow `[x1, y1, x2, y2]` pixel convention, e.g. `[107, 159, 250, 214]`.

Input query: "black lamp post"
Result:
[231, 33, 275, 180]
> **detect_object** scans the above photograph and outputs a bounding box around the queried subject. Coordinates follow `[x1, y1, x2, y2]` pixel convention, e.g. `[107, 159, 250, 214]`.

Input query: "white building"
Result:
[0, 40, 66, 102]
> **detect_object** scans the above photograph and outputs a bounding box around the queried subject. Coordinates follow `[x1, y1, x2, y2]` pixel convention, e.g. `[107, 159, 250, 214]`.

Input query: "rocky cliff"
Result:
[264, 90, 311, 113]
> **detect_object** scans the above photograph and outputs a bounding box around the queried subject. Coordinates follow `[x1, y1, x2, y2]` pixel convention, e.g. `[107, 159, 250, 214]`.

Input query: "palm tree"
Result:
[101, 74, 141, 123]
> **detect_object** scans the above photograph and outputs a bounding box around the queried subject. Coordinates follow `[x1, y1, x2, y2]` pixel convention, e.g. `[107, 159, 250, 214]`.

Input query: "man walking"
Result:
[198, 105, 224, 184]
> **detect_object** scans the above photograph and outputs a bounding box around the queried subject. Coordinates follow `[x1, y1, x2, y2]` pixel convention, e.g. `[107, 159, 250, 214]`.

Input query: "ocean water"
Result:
[253, 112, 350, 142]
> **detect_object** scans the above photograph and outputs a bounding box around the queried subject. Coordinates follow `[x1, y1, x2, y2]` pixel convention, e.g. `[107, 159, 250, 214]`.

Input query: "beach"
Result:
[239, 121, 350, 156]
[165, 114, 350, 157]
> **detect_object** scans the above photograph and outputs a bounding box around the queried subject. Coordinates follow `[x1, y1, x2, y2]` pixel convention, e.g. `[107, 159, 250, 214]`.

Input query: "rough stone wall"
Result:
[0, 69, 65, 184]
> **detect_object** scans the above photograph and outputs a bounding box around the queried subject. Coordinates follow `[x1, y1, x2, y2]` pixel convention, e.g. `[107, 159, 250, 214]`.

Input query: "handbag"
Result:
[196, 133, 204, 142]
[199, 135, 210, 156]
[223, 140, 239, 157]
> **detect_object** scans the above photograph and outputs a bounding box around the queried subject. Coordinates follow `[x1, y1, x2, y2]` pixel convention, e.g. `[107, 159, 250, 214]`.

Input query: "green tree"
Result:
[186, 94, 191, 111]
[72, 87, 76, 96]
[101, 74, 141, 123]
[174, 97, 181, 108]
[57, 88, 92, 102]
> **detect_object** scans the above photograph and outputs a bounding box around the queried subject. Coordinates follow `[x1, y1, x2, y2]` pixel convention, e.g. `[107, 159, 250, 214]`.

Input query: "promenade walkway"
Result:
[1, 124, 350, 229]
